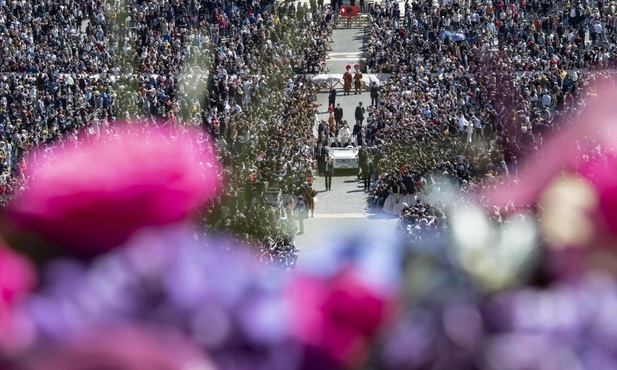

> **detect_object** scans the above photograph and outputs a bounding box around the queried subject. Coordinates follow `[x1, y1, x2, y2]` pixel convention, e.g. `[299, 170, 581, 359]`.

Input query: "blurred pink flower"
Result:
[8, 125, 221, 256]
[481, 79, 617, 279]
[13, 323, 216, 370]
[578, 154, 617, 236]
[0, 244, 36, 352]
[0, 245, 36, 304]
[487, 79, 617, 207]
[286, 269, 396, 370]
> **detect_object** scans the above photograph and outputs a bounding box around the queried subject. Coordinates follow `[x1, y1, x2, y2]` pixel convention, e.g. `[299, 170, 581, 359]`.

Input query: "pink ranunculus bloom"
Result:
[13, 323, 217, 370]
[8, 124, 221, 256]
[0, 244, 37, 352]
[286, 269, 396, 370]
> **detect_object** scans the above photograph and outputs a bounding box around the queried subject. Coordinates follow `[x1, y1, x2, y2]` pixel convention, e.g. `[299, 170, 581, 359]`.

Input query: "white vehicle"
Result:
[327, 146, 359, 170]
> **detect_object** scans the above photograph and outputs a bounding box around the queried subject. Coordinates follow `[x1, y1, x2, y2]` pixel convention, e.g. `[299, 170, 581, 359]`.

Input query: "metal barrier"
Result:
[335, 14, 371, 28]
[264, 188, 283, 207]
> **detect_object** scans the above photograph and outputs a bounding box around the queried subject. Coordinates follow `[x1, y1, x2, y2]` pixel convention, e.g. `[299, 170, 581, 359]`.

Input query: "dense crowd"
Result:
[361, 0, 617, 235]
[367, 0, 617, 73]
[4, 0, 615, 242]
[369, 68, 617, 215]
[0, 0, 332, 242]
[4, 4, 617, 370]
[199, 4, 332, 241]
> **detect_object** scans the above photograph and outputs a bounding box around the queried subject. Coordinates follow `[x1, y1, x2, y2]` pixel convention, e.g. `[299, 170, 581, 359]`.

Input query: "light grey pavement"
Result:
[325, 28, 366, 74]
[294, 27, 398, 264]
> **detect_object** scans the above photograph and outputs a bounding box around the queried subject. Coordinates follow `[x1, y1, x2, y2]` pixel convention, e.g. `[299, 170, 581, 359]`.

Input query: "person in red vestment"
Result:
[343, 64, 353, 95]
[353, 63, 363, 94]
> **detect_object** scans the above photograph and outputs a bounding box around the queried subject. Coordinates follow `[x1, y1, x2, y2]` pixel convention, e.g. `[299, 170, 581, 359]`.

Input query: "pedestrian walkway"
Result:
[324, 28, 366, 73]
[295, 25, 398, 260]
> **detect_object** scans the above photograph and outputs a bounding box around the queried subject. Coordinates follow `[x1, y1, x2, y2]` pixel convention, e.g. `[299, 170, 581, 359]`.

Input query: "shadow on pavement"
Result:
[335, 171, 359, 177]
[365, 200, 398, 219]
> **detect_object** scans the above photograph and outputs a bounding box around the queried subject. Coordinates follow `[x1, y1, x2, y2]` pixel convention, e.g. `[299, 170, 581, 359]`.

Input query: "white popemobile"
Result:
[326, 146, 359, 170]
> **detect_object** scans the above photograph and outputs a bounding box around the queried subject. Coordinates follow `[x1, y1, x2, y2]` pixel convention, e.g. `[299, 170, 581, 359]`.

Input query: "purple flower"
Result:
[11, 323, 215, 370]
[482, 273, 617, 370]
[376, 299, 484, 370]
[25, 225, 302, 370]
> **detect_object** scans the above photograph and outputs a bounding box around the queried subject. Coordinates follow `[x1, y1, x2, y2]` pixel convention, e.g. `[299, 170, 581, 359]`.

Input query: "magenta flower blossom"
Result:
[12, 323, 216, 370]
[578, 154, 617, 237]
[0, 245, 36, 304]
[286, 269, 396, 370]
[283, 230, 402, 370]
[0, 244, 37, 352]
[8, 124, 221, 256]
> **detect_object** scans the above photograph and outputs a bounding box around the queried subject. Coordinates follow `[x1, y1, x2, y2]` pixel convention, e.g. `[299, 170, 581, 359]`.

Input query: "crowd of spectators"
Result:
[362, 0, 617, 238]
[367, 0, 617, 74]
[7, 0, 615, 244]
[199, 5, 332, 241]
[0, 0, 333, 242]
[396, 199, 448, 241]
[368, 68, 617, 209]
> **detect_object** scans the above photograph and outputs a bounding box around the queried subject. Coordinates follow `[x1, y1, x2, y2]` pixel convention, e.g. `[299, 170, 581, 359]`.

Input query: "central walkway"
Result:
[294, 25, 398, 263]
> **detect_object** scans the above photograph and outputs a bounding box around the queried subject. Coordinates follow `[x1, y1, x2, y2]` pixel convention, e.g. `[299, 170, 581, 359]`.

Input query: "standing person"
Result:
[318, 119, 329, 139]
[359, 0, 365, 12]
[294, 196, 307, 235]
[324, 155, 333, 191]
[355, 101, 365, 124]
[328, 87, 337, 109]
[334, 103, 344, 128]
[245, 174, 254, 210]
[286, 197, 295, 221]
[370, 81, 380, 106]
[363, 158, 374, 191]
[303, 182, 316, 217]
[328, 111, 336, 138]
[343, 65, 353, 95]
[352, 120, 363, 145]
[356, 125, 365, 147]
[353, 64, 363, 94]
[314, 142, 326, 175]
[357, 147, 367, 180]
[466, 115, 474, 143]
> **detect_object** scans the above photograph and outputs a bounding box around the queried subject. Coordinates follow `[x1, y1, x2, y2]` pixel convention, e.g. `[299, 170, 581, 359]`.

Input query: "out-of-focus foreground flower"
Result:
[9, 324, 216, 370]
[482, 81, 617, 281]
[483, 272, 617, 370]
[13, 226, 403, 370]
[8, 124, 221, 256]
[21, 226, 301, 370]
[287, 231, 403, 370]
[0, 243, 36, 353]
[376, 270, 617, 370]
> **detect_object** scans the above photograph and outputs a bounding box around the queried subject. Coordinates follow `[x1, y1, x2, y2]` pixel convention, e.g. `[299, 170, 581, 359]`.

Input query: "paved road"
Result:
[293, 171, 399, 264]
[293, 27, 399, 264]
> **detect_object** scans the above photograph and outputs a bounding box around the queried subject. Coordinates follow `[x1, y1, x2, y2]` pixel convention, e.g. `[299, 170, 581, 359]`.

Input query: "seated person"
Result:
[344, 138, 356, 147]
[331, 138, 342, 147]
